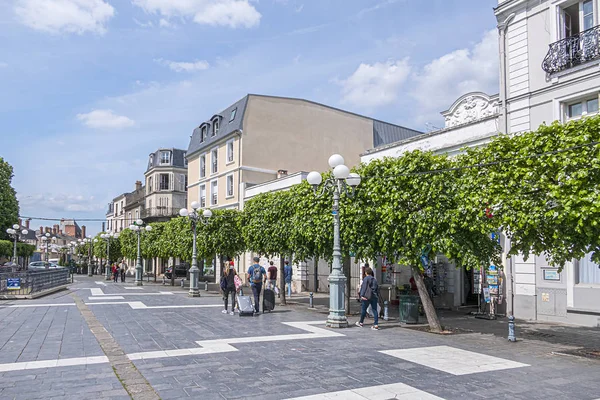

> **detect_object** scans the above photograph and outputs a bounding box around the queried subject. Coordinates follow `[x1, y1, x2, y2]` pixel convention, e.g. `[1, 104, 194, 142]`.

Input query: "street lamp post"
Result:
[6, 224, 28, 265]
[101, 232, 118, 281]
[130, 219, 152, 286]
[84, 237, 93, 277]
[179, 203, 212, 297]
[307, 154, 361, 328]
[40, 233, 52, 261]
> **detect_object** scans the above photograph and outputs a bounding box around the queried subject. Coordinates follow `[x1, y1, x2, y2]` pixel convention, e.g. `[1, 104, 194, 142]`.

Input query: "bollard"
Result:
[383, 300, 389, 321]
[205, 281, 209, 291]
[181, 278, 185, 288]
[162, 276, 166, 285]
[508, 315, 516, 342]
[309, 292, 314, 308]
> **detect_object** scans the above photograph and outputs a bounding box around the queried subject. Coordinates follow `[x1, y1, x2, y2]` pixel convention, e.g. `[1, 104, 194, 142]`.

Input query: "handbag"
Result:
[234, 275, 242, 291]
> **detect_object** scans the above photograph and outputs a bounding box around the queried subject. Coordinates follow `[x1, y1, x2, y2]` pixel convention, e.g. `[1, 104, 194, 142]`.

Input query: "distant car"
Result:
[28, 261, 63, 270]
[164, 264, 189, 279]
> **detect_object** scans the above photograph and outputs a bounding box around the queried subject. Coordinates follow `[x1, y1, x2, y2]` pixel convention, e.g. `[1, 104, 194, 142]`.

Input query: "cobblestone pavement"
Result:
[0, 276, 599, 399]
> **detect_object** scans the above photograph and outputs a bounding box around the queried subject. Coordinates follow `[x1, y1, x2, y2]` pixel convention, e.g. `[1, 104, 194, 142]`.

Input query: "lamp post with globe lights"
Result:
[130, 219, 152, 286]
[179, 202, 212, 297]
[101, 232, 119, 281]
[307, 154, 361, 328]
[40, 232, 52, 262]
[84, 237, 93, 277]
[6, 224, 28, 265]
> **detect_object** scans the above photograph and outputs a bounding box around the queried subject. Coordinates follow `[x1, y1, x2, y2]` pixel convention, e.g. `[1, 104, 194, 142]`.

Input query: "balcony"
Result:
[542, 26, 600, 74]
[141, 207, 179, 220]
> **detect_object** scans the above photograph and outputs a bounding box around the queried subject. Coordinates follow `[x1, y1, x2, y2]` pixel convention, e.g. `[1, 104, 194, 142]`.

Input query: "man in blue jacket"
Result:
[247, 257, 267, 314]
[284, 260, 293, 297]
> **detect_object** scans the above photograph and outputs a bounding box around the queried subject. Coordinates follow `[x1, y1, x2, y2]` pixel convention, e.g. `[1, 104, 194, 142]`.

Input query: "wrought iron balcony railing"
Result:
[542, 26, 600, 74]
[141, 207, 179, 219]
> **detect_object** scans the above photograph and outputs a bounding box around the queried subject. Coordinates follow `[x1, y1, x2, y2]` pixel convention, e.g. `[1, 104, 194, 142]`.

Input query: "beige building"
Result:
[186, 94, 422, 278]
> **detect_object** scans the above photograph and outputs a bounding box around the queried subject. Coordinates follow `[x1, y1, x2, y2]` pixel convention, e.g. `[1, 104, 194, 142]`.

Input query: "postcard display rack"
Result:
[473, 265, 504, 319]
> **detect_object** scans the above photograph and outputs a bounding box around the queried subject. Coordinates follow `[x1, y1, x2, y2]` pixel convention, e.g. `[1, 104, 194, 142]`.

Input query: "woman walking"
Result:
[356, 266, 379, 330]
[112, 263, 119, 283]
[221, 261, 237, 316]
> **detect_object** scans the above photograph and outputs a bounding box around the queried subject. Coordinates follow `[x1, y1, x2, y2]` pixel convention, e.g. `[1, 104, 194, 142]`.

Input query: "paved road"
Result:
[0, 276, 599, 400]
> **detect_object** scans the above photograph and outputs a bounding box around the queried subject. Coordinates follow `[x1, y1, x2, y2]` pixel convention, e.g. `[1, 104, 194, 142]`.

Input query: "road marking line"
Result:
[88, 296, 125, 300]
[0, 303, 76, 308]
[94, 281, 107, 287]
[127, 321, 342, 361]
[0, 356, 109, 372]
[380, 346, 529, 375]
[123, 287, 144, 290]
[284, 382, 445, 400]
[90, 288, 104, 296]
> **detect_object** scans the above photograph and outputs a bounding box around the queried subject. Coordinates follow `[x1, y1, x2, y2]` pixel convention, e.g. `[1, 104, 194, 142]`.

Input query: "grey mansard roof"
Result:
[146, 148, 187, 172]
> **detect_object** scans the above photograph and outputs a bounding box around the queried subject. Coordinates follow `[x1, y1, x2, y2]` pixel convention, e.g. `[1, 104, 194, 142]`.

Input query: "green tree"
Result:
[118, 229, 138, 260]
[0, 158, 19, 241]
[197, 209, 245, 276]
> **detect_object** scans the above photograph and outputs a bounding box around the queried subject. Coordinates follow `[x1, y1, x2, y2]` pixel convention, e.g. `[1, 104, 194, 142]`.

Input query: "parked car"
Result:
[164, 264, 189, 279]
[28, 261, 63, 270]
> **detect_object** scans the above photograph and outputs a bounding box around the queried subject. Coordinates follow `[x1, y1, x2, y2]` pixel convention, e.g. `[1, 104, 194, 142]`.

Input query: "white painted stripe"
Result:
[0, 356, 109, 372]
[0, 303, 75, 308]
[133, 304, 223, 309]
[93, 293, 174, 296]
[159, 291, 173, 294]
[123, 287, 144, 290]
[284, 382, 444, 400]
[90, 288, 104, 296]
[380, 346, 529, 375]
[88, 296, 125, 300]
[94, 282, 107, 286]
[86, 302, 138, 306]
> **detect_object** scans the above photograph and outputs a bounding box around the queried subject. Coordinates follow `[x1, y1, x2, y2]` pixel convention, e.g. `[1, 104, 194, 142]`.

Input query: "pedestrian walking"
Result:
[267, 261, 277, 291]
[247, 257, 266, 314]
[356, 266, 379, 330]
[120, 264, 126, 282]
[112, 263, 119, 283]
[284, 260, 293, 297]
[221, 261, 237, 315]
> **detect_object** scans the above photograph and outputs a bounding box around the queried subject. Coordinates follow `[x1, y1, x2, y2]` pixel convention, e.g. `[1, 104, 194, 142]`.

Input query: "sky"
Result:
[0, 0, 499, 235]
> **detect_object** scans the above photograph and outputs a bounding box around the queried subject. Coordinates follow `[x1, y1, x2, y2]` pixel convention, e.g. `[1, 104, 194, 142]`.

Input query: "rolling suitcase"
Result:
[237, 295, 255, 317]
[263, 288, 276, 313]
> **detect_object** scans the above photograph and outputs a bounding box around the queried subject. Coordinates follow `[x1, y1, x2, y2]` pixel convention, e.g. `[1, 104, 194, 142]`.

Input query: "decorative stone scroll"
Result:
[441, 92, 499, 128]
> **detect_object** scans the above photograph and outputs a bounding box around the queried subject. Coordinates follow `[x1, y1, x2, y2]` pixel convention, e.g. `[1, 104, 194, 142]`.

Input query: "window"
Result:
[578, 254, 600, 284]
[565, 94, 599, 120]
[128, 212, 132, 224]
[114, 204, 118, 217]
[227, 140, 234, 163]
[200, 184, 206, 208]
[212, 119, 219, 136]
[160, 151, 171, 165]
[583, 0, 594, 31]
[211, 149, 218, 174]
[230, 108, 237, 122]
[201, 126, 207, 143]
[200, 154, 206, 178]
[159, 173, 170, 190]
[561, 1, 595, 38]
[148, 177, 153, 194]
[183, 152, 187, 166]
[226, 174, 234, 197]
[135, 210, 139, 219]
[149, 199, 152, 210]
[149, 155, 154, 166]
[210, 180, 218, 205]
[183, 174, 188, 191]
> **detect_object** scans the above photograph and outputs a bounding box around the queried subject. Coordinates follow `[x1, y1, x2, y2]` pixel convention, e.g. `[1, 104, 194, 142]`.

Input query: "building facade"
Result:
[185, 94, 423, 277]
[496, 0, 600, 326]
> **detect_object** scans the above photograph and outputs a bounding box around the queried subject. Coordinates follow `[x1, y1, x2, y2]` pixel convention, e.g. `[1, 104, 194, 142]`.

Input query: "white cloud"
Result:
[131, 0, 261, 28]
[133, 18, 154, 28]
[154, 58, 210, 72]
[77, 109, 135, 129]
[19, 193, 105, 213]
[158, 18, 171, 27]
[14, 0, 115, 35]
[0, 62, 7, 68]
[412, 29, 499, 122]
[338, 59, 411, 109]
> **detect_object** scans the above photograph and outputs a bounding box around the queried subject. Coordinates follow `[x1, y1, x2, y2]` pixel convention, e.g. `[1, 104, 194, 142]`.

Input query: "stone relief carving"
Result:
[444, 95, 499, 128]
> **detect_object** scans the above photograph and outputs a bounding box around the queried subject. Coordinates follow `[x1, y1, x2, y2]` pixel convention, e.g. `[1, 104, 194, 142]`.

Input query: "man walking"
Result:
[284, 260, 292, 297]
[267, 261, 278, 291]
[247, 257, 266, 314]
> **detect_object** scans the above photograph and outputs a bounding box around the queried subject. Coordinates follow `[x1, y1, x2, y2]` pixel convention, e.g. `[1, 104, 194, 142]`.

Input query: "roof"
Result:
[146, 148, 187, 172]
[186, 94, 422, 157]
[186, 96, 248, 158]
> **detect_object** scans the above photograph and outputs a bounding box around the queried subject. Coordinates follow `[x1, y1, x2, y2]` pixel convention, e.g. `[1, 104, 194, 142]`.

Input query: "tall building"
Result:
[185, 94, 422, 212]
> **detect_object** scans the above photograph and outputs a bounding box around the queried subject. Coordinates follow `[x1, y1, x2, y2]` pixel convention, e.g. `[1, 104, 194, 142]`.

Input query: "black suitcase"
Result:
[263, 288, 276, 313]
[237, 295, 255, 316]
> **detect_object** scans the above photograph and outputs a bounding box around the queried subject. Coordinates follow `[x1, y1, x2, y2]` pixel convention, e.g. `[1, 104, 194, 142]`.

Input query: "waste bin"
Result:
[399, 295, 420, 324]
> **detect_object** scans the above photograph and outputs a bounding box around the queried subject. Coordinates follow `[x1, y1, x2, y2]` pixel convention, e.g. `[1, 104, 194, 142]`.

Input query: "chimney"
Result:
[58, 230, 63, 235]
[39, 226, 43, 235]
[45, 227, 50, 234]
[135, 180, 142, 192]
[81, 225, 86, 239]
[277, 170, 288, 179]
[25, 219, 30, 229]
[53, 225, 58, 235]
[18, 218, 22, 227]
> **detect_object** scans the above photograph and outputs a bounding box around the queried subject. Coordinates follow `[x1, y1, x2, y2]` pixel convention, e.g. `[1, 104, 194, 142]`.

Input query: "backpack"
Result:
[251, 265, 264, 283]
[220, 275, 227, 291]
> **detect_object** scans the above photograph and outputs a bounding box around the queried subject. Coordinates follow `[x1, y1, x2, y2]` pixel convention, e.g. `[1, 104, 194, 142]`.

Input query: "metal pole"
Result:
[12, 234, 17, 264]
[135, 230, 143, 286]
[105, 239, 111, 281]
[87, 242, 92, 277]
[326, 181, 348, 328]
[189, 221, 200, 297]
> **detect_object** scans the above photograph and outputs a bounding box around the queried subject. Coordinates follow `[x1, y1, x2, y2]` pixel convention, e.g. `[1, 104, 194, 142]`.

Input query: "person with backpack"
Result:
[247, 257, 267, 314]
[284, 260, 292, 297]
[221, 261, 237, 315]
[356, 266, 379, 330]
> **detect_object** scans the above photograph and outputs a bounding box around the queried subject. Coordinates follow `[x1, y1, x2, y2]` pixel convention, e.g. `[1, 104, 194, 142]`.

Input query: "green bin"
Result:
[399, 295, 420, 324]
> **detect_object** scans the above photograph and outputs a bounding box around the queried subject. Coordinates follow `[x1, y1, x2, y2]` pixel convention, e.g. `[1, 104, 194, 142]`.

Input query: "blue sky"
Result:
[0, 0, 499, 234]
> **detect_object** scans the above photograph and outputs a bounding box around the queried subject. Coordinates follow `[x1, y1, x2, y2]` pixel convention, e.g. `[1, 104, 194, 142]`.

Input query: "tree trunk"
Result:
[314, 256, 319, 293]
[171, 257, 175, 286]
[412, 266, 442, 333]
[279, 254, 286, 306]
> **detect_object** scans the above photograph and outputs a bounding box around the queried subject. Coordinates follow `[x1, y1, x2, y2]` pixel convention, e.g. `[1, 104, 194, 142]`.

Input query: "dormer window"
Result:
[149, 155, 154, 165]
[201, 126, 207, 143]
[230, 108, 237, 122]
[160, 151, 171, 165]
[212, 119, 219, 136]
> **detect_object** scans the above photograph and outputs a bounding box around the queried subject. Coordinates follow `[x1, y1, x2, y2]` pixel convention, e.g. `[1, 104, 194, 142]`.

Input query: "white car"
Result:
[28, 261, 62, 270]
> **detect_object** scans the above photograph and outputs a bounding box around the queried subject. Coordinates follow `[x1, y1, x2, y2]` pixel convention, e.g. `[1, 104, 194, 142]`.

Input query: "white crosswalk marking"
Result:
[94, 281, 107, 286]
[88, 296, 125, 300]
[284, 382, 445, 400]
[380, 346, 529, 375]
[123, 287, 144, 290]
[90, 288, 104, 296]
